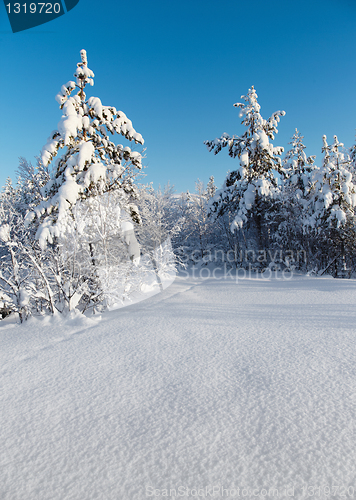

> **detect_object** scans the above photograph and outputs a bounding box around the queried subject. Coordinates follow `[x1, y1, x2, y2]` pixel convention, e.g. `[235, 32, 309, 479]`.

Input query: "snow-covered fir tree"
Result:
[206, 175, 217, 199]
[205, 86, 285, 249]
[16, 49, 153, 313]
[282, 129, 315, 197]
[273, 129, 316, 265]
[309, 135, 356, 228]
[27, 49, 144, 249]
[306, 135, 356, 273]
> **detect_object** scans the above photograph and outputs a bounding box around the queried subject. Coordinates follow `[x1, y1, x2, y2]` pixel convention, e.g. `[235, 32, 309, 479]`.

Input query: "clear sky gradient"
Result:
[0, 0, 355, 193]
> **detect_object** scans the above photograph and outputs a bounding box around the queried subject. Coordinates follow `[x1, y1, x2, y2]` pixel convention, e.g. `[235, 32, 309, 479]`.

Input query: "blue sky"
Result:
[0, 0, 355, 193]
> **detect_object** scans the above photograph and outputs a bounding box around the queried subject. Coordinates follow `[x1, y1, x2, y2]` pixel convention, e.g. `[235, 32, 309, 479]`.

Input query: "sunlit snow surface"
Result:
[1, 273, 356, 499]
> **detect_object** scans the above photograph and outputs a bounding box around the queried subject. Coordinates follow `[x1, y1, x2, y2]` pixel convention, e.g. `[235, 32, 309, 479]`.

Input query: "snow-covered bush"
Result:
[136, 184, 183, 290]
[0, 186, 35, 322]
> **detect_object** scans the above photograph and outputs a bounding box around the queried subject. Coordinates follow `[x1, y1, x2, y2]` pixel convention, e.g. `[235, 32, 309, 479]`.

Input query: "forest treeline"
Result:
[1, 51, 356, 321]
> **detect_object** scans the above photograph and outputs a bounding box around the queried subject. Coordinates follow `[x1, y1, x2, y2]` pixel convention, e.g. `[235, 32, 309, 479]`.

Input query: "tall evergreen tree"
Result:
[205, 86, 285, 248]
[282, 129, 315, 198]
[306, 135, 356, 273]
[273, 130, 316, 263]
[309, 136, 356, 228]
[27, 49, 144, 249]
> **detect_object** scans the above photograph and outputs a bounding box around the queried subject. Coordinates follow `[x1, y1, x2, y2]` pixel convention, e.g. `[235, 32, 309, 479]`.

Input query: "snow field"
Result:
[1, 274, 356, 499]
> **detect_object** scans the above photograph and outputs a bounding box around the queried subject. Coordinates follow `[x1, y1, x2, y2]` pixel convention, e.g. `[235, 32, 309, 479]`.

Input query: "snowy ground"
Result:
[1, 272, 356, 499]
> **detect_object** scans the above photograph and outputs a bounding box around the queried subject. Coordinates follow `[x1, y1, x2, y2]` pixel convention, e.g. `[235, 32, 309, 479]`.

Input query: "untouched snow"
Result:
[1, 273, 356, 499]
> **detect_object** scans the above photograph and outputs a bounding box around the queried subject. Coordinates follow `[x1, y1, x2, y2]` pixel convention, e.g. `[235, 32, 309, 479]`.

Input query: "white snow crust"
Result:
[1, 274, 356, 499]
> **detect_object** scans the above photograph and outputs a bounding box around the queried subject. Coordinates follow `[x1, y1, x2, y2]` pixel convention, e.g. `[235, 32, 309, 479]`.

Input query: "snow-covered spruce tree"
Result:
[282, 129, 315, 197]
[206, 175, 217, 199]
[204, 86, 285, 253]
[273, 129, 316, 268]
[27, 49, 144, 249]
[24, 50, 145, 311]
[306, 135, 356, 274]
